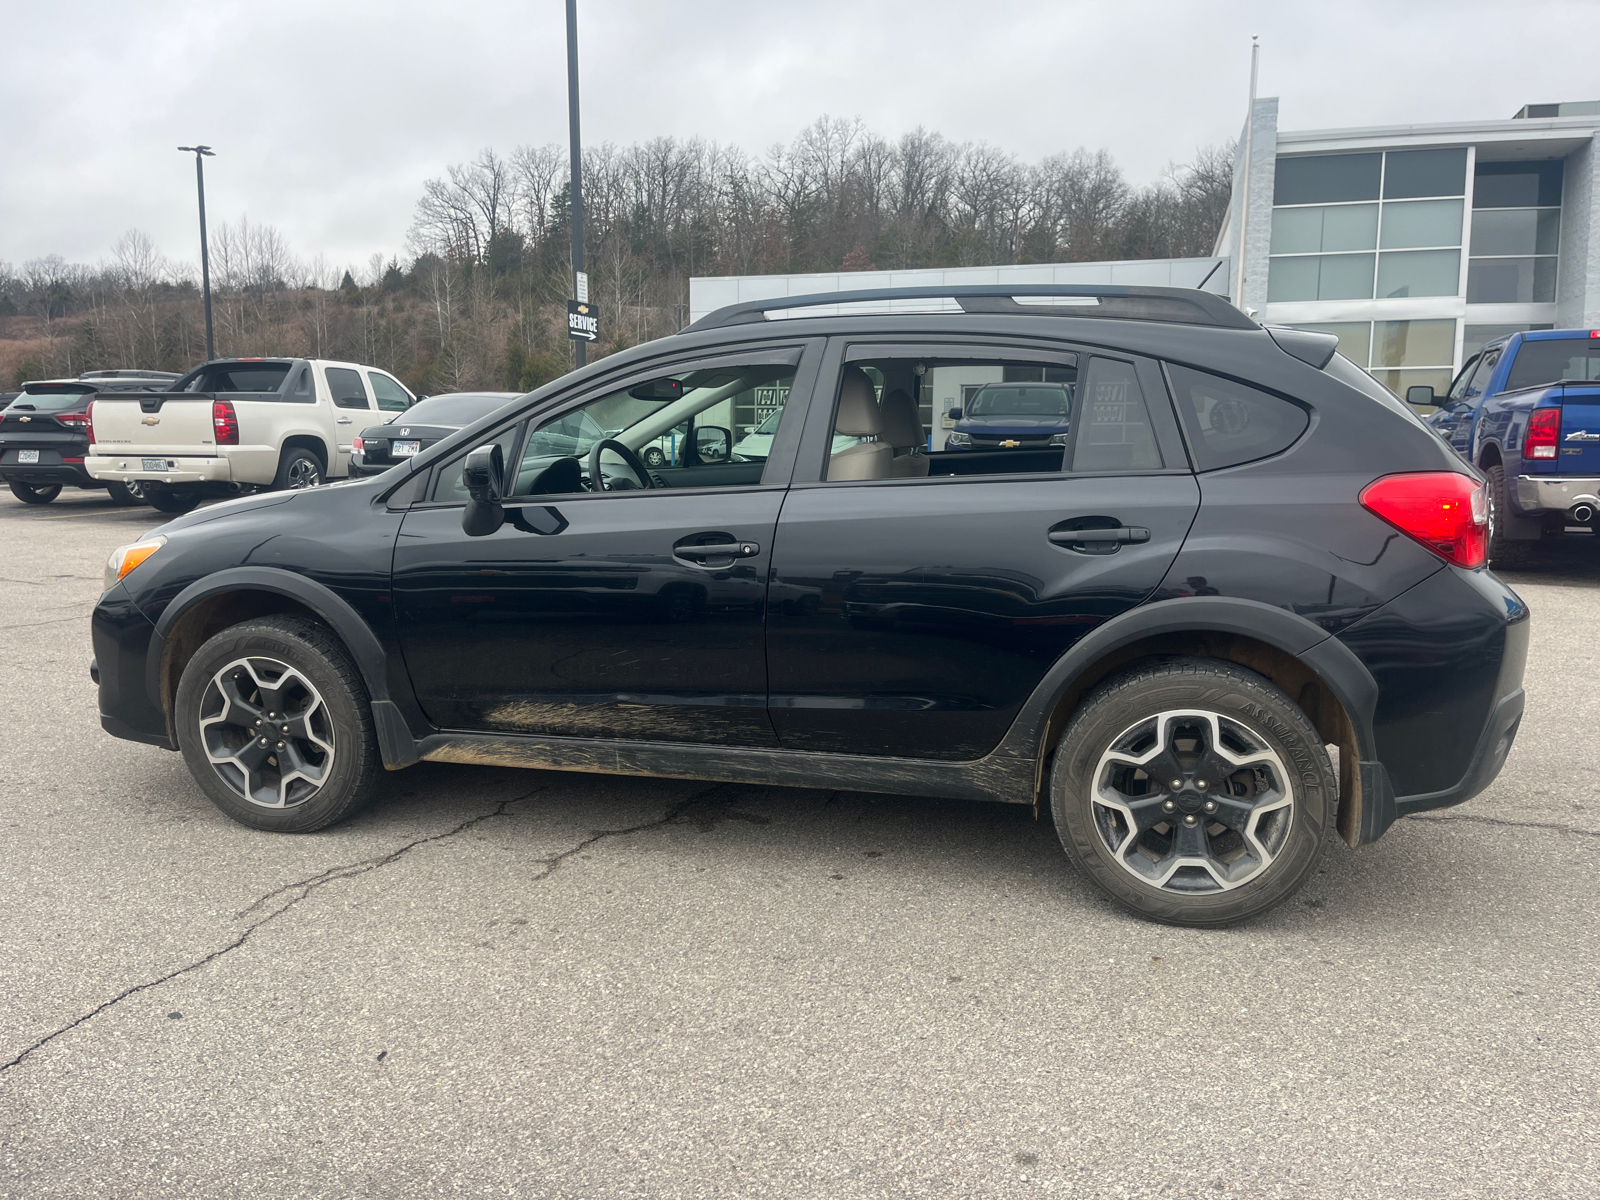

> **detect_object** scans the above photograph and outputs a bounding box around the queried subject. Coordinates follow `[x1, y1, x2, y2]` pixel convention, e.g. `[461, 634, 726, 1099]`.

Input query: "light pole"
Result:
[178, 145, 216, 360]
[566, 0, 586, 368]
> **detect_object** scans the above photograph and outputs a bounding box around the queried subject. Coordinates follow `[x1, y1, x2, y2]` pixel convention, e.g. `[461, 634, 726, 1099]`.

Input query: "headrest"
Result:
[834, 367, 883, 437]
[878, 388, 923, 449]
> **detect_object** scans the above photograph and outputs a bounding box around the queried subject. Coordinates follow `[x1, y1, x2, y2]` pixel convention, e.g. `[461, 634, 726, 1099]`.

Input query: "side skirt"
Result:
[415, 731, 1038, 805]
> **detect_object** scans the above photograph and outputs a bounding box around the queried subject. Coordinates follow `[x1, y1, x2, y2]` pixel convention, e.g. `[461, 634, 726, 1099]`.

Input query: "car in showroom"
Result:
[348, 392, 520, 477]
[2, 370, 179, 505]
[91, 284, 1528, 927]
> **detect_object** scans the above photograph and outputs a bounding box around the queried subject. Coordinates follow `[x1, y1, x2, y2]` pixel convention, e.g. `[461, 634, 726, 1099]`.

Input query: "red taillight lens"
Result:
[1524, 407, 1560, 460]
[1360, 472, 1488, 569]
[352, 436, 364, 452]
[213, 399, 239, 445]
[1523, 406, 1561, 457]
[57, 412, 89, 428]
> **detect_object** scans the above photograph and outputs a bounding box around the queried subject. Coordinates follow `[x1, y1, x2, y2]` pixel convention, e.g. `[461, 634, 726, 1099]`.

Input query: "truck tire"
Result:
[174, 615, 382, 832]
[1049, 658, 1333, 928]
[105, 481, 146, 506]
[9, 482, 61, 504]
[1485, 463, 1516, 559]
[145, 486, 202, 514]
[273, 447, 324, 490]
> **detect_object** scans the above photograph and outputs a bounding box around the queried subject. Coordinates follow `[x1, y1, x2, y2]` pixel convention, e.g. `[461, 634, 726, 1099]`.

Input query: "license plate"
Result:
[141, 458, 168, 472]
[392, 440, 421, 457]
[17, 450, 38, 464]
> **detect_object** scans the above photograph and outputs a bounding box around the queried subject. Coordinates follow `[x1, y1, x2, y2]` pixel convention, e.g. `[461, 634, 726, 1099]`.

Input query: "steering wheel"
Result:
[587, 438, 654, 491]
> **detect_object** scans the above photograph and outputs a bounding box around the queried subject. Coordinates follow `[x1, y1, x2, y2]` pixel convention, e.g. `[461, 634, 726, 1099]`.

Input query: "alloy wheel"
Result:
[198, 656, 336, 808]
[1089, 709, 1294, 893]
[285, 457, 321, 489]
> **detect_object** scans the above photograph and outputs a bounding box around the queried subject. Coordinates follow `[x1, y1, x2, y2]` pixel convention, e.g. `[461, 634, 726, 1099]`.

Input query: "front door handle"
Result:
[1049, 526, 1151, 553]
[675, 540, 761, 561]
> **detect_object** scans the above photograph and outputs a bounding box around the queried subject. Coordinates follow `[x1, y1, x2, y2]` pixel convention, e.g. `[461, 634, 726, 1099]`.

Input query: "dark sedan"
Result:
[348, 391, 520, 477]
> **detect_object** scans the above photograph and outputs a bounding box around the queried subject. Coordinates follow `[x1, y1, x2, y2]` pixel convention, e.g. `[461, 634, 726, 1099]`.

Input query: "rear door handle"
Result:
[1049, 526, 1151, 551]
[336, 417, 353, 424]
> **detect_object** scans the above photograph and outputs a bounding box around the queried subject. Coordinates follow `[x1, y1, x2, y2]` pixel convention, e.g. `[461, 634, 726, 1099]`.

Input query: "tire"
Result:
[9, 481, 61, 505]
[105, 480, 146, 506]
[145, 486, 201, 514]
[1049, 659, 1334, 928]
[642, 446, 666, 469]
[1485, 463, 1515, 560]
[273, 447, 324, 491]
[174, 615, 382, 832]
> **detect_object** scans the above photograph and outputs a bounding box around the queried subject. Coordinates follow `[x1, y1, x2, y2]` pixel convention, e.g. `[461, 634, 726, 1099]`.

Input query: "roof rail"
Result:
[685, 283, 1256, 333]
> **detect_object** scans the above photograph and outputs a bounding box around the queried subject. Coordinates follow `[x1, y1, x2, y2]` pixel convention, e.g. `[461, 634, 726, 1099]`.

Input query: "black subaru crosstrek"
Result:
[91, 285, 1529, 926]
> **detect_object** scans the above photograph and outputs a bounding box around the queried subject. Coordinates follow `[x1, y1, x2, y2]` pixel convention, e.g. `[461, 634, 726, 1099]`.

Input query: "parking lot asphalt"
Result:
[0, 488, 1596, 1200]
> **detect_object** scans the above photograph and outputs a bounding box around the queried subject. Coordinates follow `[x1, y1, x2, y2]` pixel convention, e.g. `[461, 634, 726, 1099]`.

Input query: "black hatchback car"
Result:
[2, 370, 178, 504]
[91, 285, 1528, 926]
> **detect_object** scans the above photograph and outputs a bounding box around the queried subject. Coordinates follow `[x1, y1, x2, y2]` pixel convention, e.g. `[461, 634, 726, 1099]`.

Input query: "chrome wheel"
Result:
[1090, 709, 1294, 894]
[285, 457, 321, 489]
[198, 656, 336, 809]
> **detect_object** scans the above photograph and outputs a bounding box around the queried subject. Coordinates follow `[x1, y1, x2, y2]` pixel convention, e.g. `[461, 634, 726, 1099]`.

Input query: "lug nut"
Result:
[1170, 779, 1183, 790]
[276, 741, 285, 750]
[1183, 814, 1198, 826]
[1195, 780, 1208, 791]
[259, 738, 269, 746]
[1203, 800, 1217, 814]
[1162, 799, 1176, 813]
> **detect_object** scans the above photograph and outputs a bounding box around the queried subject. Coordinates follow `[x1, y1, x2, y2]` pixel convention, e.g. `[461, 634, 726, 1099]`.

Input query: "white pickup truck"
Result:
[85, 358, 415, 512]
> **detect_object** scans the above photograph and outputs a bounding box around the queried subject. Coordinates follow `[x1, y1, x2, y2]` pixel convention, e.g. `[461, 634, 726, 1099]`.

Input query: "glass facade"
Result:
[1466, 161, 1562, 303]
[1269, 149, 1466, 303]
[1292, 319, 1456, 399]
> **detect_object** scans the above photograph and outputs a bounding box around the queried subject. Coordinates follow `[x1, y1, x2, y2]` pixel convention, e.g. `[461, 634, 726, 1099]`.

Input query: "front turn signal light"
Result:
[104, 536, 167, 591]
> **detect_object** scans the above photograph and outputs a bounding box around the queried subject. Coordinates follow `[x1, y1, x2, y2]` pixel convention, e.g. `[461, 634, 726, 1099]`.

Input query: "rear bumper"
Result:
[86, 455, 234, 485]
[1, 462, 99, 488]
[347, 454, 400, 477]
[1512, 474, 1600, 516]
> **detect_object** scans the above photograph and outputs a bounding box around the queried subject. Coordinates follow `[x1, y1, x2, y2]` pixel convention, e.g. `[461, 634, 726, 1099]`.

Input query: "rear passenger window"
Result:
[1167, 365, 1310, 471]
[326, 368, 371, 410]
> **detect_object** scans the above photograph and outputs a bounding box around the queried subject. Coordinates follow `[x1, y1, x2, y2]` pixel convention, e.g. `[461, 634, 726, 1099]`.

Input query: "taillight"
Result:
[1360, 472, 1488, 569]
[57, 412, 89, 428]
[213, 399, 239, 445]
[1524, 407, 1560, 460]
[352, 436, 364, 452]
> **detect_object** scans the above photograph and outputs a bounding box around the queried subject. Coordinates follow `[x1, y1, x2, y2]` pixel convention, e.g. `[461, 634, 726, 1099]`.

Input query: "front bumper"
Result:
[1512, 474, 1600, 516]
[86, 455, 233, 486]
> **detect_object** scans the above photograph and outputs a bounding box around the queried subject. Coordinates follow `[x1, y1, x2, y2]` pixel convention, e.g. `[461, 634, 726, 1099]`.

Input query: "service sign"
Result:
[567, 300, 599, 343]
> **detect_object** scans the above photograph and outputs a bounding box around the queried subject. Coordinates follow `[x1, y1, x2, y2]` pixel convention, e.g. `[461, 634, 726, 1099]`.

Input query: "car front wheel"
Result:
[175, 616, 382, 832]
[1049, 659, 1333, 927]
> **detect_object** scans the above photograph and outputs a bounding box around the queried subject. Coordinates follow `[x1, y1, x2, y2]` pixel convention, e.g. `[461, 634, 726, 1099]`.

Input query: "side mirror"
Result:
[694, 425, 732, 463]
[1405, 385, 1437, 408]
[461, 443, 506, 537]
[947, 407, 962, 420]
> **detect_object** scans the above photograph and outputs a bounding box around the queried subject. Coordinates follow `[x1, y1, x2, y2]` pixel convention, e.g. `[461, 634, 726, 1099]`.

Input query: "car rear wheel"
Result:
[1049, 659, 1333, 927]
[1485, 463, 1514, 559]
[144, 486, 201, 514]
[175, 616, 382, 832]
[105, 481, 146, 506]
[273, 448, 324, 490]
[9, 482, 61, 505]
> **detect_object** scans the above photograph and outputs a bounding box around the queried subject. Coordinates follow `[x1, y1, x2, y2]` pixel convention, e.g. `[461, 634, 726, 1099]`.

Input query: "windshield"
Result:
[181, 362, 293, 393]
[396, 393, 509, 427]
[967, 385, 1071, 417]
[1504, 339, 1600, 392]
[9, 384, 95, 413]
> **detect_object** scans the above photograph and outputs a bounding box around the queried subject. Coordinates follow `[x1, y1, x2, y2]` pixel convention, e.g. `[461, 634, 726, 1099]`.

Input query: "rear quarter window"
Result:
[185, 363, 293, 393]
[1167, 365, 1310, 471]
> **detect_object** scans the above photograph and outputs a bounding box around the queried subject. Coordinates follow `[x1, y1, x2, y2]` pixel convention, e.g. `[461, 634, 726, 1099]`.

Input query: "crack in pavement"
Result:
[0, 780, 761, 1078]
[1408, 812, 1600, 839]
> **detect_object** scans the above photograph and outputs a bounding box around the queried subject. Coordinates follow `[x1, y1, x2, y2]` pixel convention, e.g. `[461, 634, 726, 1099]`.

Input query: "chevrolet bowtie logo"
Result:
[141, 416, 160, 426]
[1000, 439, 1021, 448]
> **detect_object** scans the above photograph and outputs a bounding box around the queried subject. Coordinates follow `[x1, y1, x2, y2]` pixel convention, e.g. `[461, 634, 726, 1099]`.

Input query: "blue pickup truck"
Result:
[1407, 329, 1600, 552]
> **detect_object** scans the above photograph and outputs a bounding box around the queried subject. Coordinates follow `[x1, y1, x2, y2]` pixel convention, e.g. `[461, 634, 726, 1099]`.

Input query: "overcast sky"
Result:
[4, 0, 1595, 276]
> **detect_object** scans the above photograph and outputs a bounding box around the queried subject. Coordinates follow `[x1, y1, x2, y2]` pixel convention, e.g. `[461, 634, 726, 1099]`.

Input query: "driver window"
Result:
[510, 360, 799, 496]
[1447, 355, 1481, 402]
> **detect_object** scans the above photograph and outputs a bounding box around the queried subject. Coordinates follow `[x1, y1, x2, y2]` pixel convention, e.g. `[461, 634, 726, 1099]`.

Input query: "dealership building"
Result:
[690, 98, 1600, 423]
